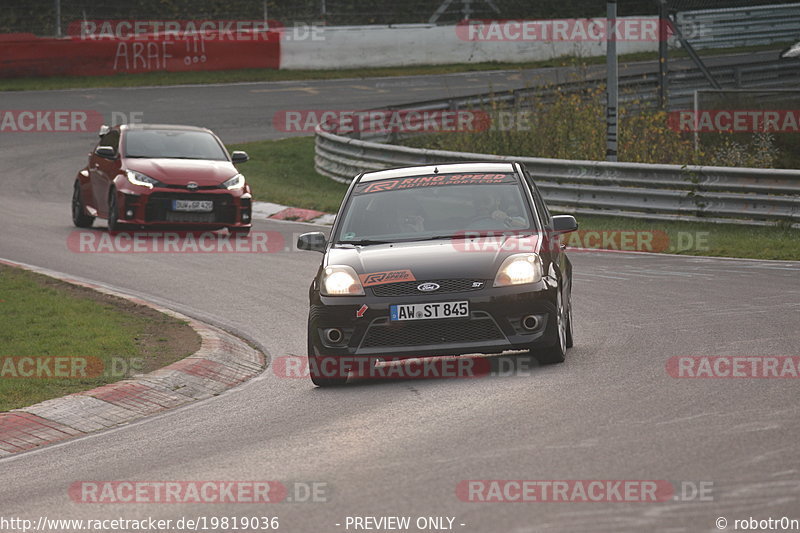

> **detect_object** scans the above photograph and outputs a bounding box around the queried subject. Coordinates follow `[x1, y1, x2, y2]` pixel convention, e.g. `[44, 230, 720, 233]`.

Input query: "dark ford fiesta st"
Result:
[298, 162, 579, 386]
[72, 124, 252, 234]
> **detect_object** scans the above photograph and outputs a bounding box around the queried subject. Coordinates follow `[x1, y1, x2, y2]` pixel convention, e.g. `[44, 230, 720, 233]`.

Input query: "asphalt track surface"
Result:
[1, 55, 799, 532]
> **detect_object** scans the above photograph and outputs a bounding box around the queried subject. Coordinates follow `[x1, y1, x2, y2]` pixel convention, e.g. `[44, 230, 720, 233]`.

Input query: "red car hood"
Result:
[124, 158, 238, 187]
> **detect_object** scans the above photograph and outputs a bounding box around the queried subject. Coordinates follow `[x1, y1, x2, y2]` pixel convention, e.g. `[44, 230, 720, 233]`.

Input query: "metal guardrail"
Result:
[677, 3, 800, 50]
[316, 128, 800, 227]
[314, 49, 800, 228]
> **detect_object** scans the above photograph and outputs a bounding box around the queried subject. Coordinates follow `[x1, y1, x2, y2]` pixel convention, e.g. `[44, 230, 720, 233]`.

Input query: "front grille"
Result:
[163, 184, 222, 190]
[361, 316, 504, 348]
[372, 279, 486, 297]
[144, 193, 235, 223]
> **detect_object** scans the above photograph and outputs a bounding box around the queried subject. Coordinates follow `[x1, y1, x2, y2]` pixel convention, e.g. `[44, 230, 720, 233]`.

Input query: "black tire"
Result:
[72, 181, 95, 228]
[229, 226, 251, 237]
[534, 288, 567, 365]
[308, 326, 348, 387]
[565, 291, 574, 349]
[107, 189, 126, 234]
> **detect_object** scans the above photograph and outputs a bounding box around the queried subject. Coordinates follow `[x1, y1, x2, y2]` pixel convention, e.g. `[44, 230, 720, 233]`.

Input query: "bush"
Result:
[402, 84, 785, 168]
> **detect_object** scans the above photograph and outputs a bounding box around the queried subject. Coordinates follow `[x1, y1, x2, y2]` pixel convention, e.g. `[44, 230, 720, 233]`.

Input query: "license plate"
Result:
[390, 301, 469, 321]
[172, 199, 213, 212]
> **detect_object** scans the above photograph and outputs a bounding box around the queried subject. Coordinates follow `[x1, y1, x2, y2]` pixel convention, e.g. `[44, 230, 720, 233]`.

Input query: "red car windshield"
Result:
[124, 130, 228, 161]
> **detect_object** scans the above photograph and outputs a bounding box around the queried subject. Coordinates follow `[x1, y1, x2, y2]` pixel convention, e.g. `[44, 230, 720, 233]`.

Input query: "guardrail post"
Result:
[606, 0, 619, 162]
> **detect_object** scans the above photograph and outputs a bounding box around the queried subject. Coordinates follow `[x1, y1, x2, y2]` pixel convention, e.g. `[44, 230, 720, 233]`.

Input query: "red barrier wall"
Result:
[0, 32, 280, 78]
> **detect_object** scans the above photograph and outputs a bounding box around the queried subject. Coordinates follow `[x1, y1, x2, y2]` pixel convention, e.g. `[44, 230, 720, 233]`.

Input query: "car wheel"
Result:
[72, 181, 95, 228]
[229, 227, 251, 237]
[107, 189, 126, 234]
[534, 288, 567, 365]
[307, 325, 348, 387]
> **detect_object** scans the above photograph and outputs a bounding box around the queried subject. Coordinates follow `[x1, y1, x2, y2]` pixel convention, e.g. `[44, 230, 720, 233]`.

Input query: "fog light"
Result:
[522, 315, 540, 331]
[242, 212, 251, 222]
[125, 209, 134, 218]
[325, 328, 344, 344]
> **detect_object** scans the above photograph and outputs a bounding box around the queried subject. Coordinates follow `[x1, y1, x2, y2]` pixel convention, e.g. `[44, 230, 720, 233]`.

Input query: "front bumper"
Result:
[115, 187, 252, 228]
[309, 282, 559, 358]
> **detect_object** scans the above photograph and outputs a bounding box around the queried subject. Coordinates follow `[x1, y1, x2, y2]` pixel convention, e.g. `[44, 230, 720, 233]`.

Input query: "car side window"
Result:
[524, 170, 551, 228]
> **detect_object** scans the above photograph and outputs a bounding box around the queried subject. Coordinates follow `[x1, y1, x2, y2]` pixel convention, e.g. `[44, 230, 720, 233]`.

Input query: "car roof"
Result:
[358, 162, 517, 183]
[119, 124, 213, 133]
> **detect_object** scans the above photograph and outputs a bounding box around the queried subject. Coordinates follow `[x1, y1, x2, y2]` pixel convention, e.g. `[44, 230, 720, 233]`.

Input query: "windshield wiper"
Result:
[337, 239, 394, 246]
[422, 234, 471, 241]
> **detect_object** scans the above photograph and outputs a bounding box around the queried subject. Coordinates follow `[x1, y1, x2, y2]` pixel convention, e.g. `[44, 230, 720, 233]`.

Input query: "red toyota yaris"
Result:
[72, 124, 252, 235]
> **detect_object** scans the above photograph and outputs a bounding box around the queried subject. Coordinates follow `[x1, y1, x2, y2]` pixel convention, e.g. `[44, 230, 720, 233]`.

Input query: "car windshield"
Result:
[124, 130, 228, 161]
[335, 172, 535, 244]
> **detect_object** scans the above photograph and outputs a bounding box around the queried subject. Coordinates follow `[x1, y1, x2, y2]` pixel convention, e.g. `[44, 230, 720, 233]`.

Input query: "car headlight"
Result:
[494, 253, 543, 287]
[222, 173, 245, 190]
[321, 265, 365, 296]
[126, 170, 161, 189]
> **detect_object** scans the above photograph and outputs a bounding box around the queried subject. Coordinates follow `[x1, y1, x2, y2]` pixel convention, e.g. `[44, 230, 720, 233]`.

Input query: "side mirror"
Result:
[297, 232, 327, 253]
[231, 151, 249, 164]
[95, 145, 117, 159]
[98, 124, 110, 137]
[552, 215, 578, 234]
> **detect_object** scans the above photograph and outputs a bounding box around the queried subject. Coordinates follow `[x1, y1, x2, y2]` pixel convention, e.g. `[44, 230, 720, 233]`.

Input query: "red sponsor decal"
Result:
[356, 304, 369, 318]
[456, 480, 675, 502]
[457, 18, 669, 42]
[666, 356, 800, 378]
[359, 270, 416, 286]
[68, 481, 287, 504]
[668, 110, 800, 133]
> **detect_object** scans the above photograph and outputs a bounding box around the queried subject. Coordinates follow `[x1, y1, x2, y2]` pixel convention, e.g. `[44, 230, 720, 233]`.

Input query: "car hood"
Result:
[326, 234, 541, 280]
[124, 158, 237, 187]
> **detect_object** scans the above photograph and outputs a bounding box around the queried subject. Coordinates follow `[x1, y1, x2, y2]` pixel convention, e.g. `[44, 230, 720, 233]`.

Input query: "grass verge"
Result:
[0, 43, 788, 92]
[232, 136, 799, 260]
[0, 265, 201, 412]
[231, 136, 348, 213]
